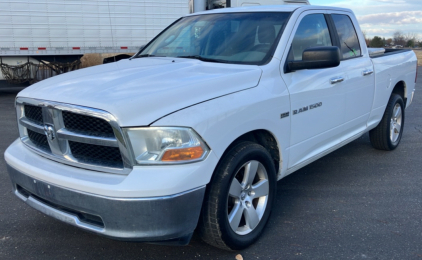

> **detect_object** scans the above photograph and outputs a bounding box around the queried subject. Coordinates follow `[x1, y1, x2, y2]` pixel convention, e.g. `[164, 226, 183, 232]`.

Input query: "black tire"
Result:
[198, 141, 277, 250]
[369, 93, 405, 151]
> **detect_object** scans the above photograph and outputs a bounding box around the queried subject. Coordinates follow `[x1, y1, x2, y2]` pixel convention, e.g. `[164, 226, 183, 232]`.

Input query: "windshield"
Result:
[135, 12, 291, 65]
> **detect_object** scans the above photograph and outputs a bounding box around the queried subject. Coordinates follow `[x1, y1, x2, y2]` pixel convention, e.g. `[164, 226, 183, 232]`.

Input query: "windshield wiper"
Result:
[136, 54, 165, 58]
[176, 55, 229, 63]
[343, 42, 357, 57]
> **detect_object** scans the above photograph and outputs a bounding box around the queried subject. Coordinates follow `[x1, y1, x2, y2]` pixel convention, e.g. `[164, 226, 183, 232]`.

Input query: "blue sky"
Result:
[312, 0, 422, 40]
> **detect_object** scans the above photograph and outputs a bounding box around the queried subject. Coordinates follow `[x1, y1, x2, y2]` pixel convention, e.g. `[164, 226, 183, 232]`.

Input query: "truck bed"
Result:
[366, 47, 417, 131]
[370, 48, 414, 59]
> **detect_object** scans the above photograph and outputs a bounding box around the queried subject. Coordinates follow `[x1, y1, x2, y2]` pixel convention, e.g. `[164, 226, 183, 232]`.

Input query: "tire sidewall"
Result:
[213, 142, 277, 250]
[387, 95, 405, 149]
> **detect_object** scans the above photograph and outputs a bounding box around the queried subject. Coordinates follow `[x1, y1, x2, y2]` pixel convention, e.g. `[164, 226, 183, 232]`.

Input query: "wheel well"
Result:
[392, 81, 406, 103]
[222, 130, 281, 173]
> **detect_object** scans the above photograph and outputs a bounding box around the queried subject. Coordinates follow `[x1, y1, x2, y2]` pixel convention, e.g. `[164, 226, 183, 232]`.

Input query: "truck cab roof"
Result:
[186, 5, 352, 16]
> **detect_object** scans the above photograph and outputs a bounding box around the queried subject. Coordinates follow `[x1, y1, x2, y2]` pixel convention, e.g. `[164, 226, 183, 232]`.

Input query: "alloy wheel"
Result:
[227, 160, 269, 235]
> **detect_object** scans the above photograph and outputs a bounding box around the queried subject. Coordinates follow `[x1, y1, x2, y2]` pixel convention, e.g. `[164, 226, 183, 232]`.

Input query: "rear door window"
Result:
[331, 14, 361, 59]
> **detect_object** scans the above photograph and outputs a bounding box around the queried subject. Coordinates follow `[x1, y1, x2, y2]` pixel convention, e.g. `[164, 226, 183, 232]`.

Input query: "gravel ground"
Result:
[0, 68, 421, 260]
[413, 50, 422, 66]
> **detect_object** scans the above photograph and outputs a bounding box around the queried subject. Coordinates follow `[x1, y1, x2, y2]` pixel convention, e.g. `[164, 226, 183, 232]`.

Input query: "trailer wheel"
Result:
[198, 141, 276, 250]
[369, 93, 405, 151]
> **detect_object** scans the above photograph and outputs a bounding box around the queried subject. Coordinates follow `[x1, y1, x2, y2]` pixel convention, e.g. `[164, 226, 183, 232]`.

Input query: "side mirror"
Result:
[287, 46, 341, 72]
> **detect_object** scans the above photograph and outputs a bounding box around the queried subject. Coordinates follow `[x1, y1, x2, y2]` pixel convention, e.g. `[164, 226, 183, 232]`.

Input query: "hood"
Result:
[19, 57, 262, 126]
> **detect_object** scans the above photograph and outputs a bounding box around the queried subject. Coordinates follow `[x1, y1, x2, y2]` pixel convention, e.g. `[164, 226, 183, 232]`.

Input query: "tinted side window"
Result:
[290, 14, 332, 61]
[332, 14, 361, 59]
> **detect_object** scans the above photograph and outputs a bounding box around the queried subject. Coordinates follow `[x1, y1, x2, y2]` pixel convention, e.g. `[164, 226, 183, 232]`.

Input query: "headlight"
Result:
[124, 127, 210, 165]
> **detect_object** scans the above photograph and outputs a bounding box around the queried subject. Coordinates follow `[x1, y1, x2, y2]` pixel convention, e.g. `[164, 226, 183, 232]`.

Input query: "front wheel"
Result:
[198, 141, 276, 250]
[369, 93, 405, 150]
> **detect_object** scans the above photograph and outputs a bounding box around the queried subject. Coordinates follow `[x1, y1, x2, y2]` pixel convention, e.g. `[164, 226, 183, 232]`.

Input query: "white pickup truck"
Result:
[5, 5, 417, 250]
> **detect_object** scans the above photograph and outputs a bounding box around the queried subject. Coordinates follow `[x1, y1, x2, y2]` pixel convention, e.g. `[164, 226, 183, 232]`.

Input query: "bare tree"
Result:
[404, 32, 418, 41]
[393, 31, 406, 46]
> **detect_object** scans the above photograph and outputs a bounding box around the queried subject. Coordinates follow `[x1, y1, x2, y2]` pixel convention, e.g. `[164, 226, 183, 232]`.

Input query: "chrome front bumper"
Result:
[7, 164, 205, 245]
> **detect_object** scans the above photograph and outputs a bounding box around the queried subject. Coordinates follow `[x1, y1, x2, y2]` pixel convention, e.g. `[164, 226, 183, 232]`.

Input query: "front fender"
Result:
[152, 76, 291, 181]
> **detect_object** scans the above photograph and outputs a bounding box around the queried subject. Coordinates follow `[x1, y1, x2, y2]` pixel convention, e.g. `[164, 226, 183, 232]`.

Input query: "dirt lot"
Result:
[80, 53, 120, 68]
[414, 50, 422, 66]
[80, 53, 135, 68]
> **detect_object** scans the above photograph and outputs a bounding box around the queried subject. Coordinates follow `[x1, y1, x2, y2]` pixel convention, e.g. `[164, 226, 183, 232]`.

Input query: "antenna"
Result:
[284, 0, 310, 4]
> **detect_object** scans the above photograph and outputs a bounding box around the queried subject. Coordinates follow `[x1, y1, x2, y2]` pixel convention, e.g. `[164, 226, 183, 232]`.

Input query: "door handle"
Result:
[330, 77, 344, 84]
[363, 69, 374, 76]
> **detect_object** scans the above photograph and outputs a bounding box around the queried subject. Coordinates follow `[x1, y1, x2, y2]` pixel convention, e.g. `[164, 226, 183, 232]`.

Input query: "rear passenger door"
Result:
[281, 11, 348, 169]
[328, 12, 375, 138]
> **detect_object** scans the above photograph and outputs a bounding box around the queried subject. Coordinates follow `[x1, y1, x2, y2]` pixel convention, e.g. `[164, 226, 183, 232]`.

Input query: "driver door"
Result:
[281, 11, 348, 169]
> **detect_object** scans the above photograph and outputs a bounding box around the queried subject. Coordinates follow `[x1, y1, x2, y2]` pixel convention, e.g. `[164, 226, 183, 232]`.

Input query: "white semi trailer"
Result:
[0, 0, 309, 88]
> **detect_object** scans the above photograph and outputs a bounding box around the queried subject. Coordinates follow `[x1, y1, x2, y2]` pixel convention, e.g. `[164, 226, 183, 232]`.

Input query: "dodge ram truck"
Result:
[5, 5, 417, 250]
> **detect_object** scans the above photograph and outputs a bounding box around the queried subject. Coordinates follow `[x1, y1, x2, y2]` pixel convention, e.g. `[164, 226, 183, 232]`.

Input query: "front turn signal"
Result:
[161, 146, 205, 162]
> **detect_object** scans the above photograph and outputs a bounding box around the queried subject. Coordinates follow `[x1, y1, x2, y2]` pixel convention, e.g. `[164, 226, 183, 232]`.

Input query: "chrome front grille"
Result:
[24, 105, 43, 125]
[27, 129, 51, 152]
[62, 111, 115, 137]
[68, 141, 123, 168]
[16, 98, 132, 175]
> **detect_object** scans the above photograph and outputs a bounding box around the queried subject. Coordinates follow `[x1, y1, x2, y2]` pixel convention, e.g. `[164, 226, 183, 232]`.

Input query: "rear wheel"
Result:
[369, 93, 405, 150]
[198, 141, 276, 250]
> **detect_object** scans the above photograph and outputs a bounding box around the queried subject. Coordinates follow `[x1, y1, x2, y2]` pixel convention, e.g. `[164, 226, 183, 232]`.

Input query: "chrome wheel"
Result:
[390, 103, 402, 143]
[227, 160, 269, 235]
